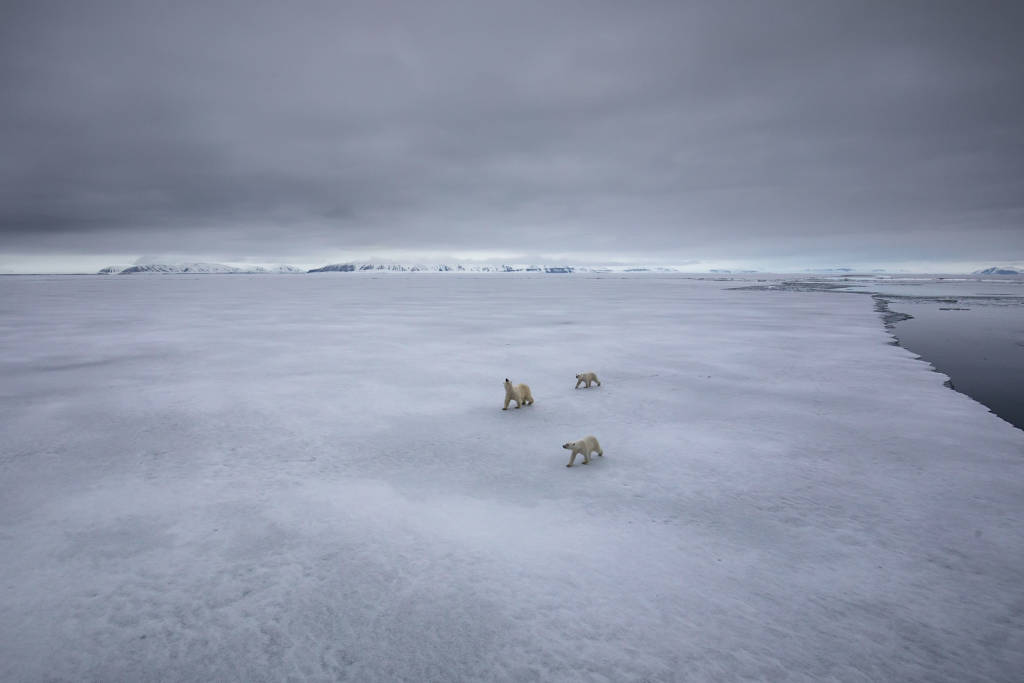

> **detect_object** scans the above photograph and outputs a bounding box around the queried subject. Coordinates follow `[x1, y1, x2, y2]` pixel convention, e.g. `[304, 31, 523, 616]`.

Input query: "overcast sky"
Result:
[2, 0, 1022, 272]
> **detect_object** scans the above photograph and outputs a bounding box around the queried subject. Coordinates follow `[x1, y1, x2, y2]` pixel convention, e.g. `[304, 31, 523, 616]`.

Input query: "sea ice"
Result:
[1, 273, 1021, 681]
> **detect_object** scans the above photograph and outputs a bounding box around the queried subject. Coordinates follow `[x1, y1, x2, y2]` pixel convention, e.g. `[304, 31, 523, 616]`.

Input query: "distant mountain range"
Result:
[308, 263, 594, 273]
[88, 263, 1024, 276]
[99, 262, 691, 274]
[306, 263, 691, 273]
[973, 266, 1022, 275]
[309, 263, 513, 273]
[99, 263, 305, 274]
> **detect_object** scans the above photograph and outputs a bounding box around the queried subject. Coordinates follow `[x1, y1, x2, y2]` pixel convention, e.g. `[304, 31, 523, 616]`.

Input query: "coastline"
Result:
[832, 278, 1023, 432]
[733, 274, 1024, 432]
[873, 296, 955, 391]
[878, 293, 1024, 432]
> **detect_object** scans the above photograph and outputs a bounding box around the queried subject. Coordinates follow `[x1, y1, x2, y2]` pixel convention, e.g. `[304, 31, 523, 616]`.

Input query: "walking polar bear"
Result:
[574, 371, 601, 389]
[563, 435, 603, 467]
[502, 378, 534, 410]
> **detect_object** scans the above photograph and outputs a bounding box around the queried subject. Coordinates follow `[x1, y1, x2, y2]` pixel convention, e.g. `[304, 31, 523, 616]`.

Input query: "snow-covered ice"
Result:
[1, 273, 1022, 682]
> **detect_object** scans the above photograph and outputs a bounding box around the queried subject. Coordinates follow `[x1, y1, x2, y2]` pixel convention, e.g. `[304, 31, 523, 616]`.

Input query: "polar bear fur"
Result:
[575, 371, 601, 389]
[563, 435, 603, 467]
[503, 378, 534, 410]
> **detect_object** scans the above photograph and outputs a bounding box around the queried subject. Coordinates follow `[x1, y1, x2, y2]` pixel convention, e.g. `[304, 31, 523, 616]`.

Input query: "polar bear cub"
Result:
[574, 371, 601, 389]
[503, 378, 534, 410]
[562, 435, 603, 467]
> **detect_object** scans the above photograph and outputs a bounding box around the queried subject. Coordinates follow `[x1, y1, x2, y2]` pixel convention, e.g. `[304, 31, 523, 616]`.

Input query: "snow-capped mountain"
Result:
[306, 263, 686, 273]
[307, 263, 575, 273]
[249, 264, 305, 273]
[117, 263, 243, 274]
[308, 263, 481, 272]
[99, 261, 692, 275]
[973, 266, 1022, 275]
[100, 263, 304, 274]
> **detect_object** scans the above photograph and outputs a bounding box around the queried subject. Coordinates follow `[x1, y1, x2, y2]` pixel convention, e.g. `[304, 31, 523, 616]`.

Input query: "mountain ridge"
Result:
[100, 263, 304, 274]
[973, 266, 1022, 275]
[99, 262, 693, 275]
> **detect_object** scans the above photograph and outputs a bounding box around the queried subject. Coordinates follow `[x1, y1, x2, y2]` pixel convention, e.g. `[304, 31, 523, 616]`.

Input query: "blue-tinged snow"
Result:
[1, 274, 1022, 682]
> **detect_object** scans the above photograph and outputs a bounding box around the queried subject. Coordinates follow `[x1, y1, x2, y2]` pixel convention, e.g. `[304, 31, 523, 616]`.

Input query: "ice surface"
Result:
[833, 277, 1024, 300]
[1, 274, 1022, 682]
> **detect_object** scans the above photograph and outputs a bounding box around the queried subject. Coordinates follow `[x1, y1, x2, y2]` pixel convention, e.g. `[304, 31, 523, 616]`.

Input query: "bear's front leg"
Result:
[566, 452, 577, 467]
[575, 380, 583, 389]
[502, 397, 510, 410]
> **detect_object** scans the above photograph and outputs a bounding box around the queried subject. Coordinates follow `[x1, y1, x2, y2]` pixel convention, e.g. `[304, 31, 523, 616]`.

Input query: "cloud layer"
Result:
[2, 0, 1023, 269]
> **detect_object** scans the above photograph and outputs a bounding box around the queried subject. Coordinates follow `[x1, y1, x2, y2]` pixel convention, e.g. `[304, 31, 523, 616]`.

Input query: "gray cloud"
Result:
[1, 0, 1022, 268]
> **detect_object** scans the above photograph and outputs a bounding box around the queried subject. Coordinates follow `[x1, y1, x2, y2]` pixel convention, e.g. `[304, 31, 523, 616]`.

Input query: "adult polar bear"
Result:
[502, 378, 534, 410]
[575, 371, 601, 389]
[563, 435, 603, 467]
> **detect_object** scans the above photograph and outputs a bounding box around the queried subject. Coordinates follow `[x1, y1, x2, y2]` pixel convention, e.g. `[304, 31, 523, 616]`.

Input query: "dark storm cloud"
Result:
[1, 0, 1023, 265]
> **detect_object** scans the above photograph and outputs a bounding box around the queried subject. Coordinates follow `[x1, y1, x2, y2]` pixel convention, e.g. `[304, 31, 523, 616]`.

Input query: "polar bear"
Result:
[562, 435, 603, 467]
[503, 378, 534, 410]
[575, 371, 601, 389]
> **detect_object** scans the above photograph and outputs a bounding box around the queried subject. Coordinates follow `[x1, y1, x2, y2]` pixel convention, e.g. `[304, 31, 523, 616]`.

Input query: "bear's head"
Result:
[562, 442, 574, 449]
[575, 373, 581, 379]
